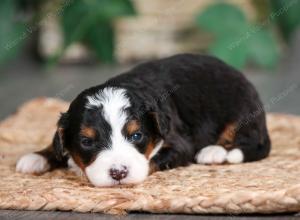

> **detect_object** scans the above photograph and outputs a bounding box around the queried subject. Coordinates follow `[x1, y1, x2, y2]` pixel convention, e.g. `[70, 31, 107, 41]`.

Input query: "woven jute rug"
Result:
[1, 98, 300, 215]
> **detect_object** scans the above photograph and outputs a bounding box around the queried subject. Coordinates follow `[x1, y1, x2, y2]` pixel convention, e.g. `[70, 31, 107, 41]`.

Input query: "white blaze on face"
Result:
[85, 87, 149, 187]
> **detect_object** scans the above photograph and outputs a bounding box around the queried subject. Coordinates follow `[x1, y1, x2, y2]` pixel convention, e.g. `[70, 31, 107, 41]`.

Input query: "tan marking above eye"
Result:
[217, 122, 237, 149]
[125, 120, 141, 135]
[80, 126, 96, 139]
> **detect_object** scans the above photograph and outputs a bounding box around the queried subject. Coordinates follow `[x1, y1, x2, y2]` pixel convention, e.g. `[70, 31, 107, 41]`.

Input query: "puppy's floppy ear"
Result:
[52, 112, 69, 160]
[141, 99, 171, 137]
[138, 98, 170, 137]
[148, 111, 170, 138]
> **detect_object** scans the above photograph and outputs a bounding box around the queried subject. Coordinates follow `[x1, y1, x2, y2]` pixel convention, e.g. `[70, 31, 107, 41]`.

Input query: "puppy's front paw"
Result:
[195, 145, 227, 164]
[16, 153, 50, 174]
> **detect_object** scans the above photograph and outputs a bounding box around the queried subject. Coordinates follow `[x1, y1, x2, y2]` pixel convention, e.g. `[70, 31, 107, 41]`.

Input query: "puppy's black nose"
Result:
[109, 166, 128, 181]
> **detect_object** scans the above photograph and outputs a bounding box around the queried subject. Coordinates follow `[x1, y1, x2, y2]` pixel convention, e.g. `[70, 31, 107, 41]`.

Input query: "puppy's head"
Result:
[54, 87, 168, 187]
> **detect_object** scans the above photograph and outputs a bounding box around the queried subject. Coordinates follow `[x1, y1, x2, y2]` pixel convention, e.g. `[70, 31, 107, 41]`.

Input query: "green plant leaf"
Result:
[59, 0, 136, 63]
[83, 0, 136, 20]
[209, 35, 248, 69]
[195, 3, 247, 36]
[61, 0, 135, 46]
[196, 2, 280, 69]
[85, 22, 114, 63]
[248, 29, 279, 69]
[61, 0, 90, 47]
[271, 0, 300, 41]
[0, 0, 26, 65]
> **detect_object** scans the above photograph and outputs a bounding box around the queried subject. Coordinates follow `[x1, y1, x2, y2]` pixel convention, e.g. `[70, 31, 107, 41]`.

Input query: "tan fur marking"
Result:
[80, 126, 96, 138]
[72, 154, 86, 170]
[126, 120, 140, 135]
[71, 152, 98, 171]
[145, 140, 155, 159]
[217, 123, 237, 149]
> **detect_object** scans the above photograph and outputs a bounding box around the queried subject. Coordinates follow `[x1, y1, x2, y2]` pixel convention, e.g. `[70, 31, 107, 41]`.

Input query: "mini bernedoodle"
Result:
[16, 54, 271, 187]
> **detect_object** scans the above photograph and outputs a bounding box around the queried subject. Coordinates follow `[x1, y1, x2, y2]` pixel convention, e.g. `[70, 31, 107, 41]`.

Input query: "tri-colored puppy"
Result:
[16, 54, 271, 187]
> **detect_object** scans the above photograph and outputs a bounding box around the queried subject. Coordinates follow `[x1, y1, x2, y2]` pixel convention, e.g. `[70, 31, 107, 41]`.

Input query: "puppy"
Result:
[16, 54, 271, 187]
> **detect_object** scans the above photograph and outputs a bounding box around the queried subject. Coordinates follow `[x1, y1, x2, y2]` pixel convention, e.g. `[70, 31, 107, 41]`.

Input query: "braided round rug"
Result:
[0, 98, 300, 215]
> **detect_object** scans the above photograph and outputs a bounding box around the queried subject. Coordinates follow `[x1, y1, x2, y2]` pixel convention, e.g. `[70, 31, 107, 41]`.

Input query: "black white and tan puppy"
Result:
[16, 54, 271, 187]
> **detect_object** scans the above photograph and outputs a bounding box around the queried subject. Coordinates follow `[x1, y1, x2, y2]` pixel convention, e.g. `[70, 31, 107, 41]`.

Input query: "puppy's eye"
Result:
[129, 132, 143, 142]
[80, 137, 94, 147]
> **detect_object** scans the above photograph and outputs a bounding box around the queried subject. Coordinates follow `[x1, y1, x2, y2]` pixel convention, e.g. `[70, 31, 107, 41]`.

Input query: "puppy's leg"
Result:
[16, 151, 50, 174]
[149, 136, 194, 172]
[16, 145, 67, 174]
[196, 119, 271, 165]
[230, 123, 271, 163]
[16, 130, 68, 174]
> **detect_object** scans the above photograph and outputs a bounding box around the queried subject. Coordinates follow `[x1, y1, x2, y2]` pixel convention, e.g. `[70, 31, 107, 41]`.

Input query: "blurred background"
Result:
[0, 0, 300, 119]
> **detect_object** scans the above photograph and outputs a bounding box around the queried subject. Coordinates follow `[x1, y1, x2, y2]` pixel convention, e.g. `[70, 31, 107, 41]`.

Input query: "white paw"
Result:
[196, 145, 227, 164]
[16, 153, 50, 174]
[227, 149, 244, 163]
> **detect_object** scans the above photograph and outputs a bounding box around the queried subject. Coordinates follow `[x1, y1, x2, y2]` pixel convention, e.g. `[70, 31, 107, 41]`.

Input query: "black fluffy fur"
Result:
[39, 54, 271, 172]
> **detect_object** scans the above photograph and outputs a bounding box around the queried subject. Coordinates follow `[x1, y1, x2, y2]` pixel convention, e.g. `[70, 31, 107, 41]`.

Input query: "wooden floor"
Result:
[0, 210, 300, 220]
[0, 31, 300, 220]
